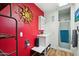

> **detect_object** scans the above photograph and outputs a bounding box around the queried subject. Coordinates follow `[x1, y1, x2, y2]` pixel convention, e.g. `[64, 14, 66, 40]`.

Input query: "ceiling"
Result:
[35, 3, 59, 13]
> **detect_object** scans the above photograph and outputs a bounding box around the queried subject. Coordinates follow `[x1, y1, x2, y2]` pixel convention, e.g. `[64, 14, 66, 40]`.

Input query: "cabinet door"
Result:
[39, 16, 46, 30]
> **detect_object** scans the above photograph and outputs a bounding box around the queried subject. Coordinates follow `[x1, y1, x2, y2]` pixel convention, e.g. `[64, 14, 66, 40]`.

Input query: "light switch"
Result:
[20, 32, 23, 37]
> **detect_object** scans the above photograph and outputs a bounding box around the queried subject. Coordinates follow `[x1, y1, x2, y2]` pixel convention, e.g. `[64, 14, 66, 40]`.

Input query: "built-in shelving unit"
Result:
[58, 7, 71, 49]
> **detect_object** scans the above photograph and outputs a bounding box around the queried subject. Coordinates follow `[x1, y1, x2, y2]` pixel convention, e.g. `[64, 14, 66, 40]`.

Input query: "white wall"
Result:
[44, 9, 59, 49]
[72, 3, 79, 56]
[70, 4, 75, 49]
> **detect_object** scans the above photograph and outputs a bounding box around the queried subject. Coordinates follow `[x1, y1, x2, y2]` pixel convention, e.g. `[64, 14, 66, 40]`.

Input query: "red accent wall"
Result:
[0, 3, 44, 56]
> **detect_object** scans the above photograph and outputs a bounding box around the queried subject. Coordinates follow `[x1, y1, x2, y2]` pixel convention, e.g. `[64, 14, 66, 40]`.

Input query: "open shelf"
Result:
[59, 7, 70, 30]
[59, 21, 70, 30]
[0, 33, 16, 39]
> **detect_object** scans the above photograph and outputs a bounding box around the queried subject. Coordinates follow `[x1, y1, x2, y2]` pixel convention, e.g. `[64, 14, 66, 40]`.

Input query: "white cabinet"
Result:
[37, 34, 49, 47]
[39, 16, 46, 30]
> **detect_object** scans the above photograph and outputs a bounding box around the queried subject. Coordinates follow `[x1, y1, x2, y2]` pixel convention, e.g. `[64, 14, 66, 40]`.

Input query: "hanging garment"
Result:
[72, 30, 78, 47]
